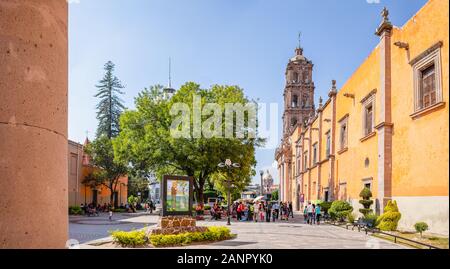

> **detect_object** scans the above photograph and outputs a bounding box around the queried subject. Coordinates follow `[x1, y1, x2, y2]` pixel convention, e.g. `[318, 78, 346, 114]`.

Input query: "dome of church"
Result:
[290, 54, 306, 62]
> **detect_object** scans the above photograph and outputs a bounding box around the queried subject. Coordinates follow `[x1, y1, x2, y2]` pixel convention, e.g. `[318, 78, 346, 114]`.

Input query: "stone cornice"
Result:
[409, 41, 443, 66]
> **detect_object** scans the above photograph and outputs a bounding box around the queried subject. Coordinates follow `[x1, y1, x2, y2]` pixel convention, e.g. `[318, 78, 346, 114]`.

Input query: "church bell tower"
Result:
[282, 40, 315, 137]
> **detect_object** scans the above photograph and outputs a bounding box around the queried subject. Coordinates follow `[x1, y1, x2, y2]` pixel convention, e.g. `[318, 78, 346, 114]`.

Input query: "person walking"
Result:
[273, 202, 279, 220]
[265, 201, 272, 222]
[149, 200, 154, 214]
[315, 203, 321, 225]
[259, 203, 265, 222]
[288, 202, 294, 218]
[307, 202, 314, 225]
[253, 202, 259, 222]
[303, 205, 308, 224]
[312, 204, 316, 224]
[237, 202, 243, 221]
[274, 202, 280, 220]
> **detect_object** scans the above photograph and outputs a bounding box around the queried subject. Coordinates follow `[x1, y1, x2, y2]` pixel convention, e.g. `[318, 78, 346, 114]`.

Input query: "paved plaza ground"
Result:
[70, 212, 408, 249]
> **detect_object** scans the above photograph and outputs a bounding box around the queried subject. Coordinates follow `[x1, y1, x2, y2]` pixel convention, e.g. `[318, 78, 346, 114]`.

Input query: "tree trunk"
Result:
[196, 185, 204, 206]
[110, 182, 114, 207]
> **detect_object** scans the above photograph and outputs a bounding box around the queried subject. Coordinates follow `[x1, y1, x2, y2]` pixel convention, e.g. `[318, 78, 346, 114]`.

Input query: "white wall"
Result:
[393, 196, 449, 236]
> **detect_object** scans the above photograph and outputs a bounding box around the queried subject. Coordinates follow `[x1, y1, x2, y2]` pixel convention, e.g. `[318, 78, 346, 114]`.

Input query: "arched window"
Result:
[292, 95, 298, 107]
[292, 72, 298, 83]
[291, 117, 297, 126]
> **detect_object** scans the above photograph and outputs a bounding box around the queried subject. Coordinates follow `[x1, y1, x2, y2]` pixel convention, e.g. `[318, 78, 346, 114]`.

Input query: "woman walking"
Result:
[303, 205, 308, 224]
[315, 203, 321, 225]
[253, 202, 259, 222]
[259, 202, 265, 222]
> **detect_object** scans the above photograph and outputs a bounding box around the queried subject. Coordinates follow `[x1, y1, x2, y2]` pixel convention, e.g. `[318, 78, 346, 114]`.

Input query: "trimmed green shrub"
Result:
[150, 226, 232, 247]
[358, 187, 373, 216]
[363, 213, 379, 227]
[110, 229, 147, 247]
[414, 222, 429, 237]
[69, 206, 83, 215]
[318, 201, 332, 214]
[377, 200, 401, 231]
[329, 201, 353, 222]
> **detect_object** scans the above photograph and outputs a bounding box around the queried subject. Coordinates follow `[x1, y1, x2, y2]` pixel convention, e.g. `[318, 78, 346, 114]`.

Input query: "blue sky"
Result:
[68, 0, 428, 184]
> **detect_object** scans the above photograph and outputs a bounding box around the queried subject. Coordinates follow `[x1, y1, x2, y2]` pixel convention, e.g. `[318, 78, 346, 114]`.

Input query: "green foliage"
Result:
[95, 61, 125, 139]
[203, 205, 211, 210]
[318, 201, 332, 214]
[127, 175, 149, 197]
[210, 172, 248, 203]
[128, 195, 139, 205]
[114, 83, 264, 203]
[363, 213, 379, 227]
[69, 206, 83, 215]
[377, 200, 401, 231]
[359, 187, 373, 199]
[149, 226, 232, 247]
[347, 213, 356, 224]
[358, 187, 373, 216]
[110, 229, 147, 247]
[271, 189, 279, 201]
[414, 222, 429, 237]
[329, 200, 353, 222]
[84, 136, 128, 206]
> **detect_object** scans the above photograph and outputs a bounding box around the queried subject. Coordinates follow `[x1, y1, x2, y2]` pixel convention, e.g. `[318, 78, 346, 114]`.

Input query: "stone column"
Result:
[375, 7, 393, 213]
[0, 0, 68, 248]
[317, 99, 323, 200]
[328, 80, 338, 201]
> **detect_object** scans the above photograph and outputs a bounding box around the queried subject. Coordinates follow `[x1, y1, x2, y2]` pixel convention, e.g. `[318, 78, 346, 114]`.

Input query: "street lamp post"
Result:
[218, 159, 240, 226]
[260, 170, 264, 197]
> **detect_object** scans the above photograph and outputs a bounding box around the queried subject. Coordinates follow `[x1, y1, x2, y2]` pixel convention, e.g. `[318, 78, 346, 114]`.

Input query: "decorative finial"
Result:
[85, 130, 89, 138]
[381, 7, 390, 23]
[319, 97, 323, 106]
[329, 80, 338, 97]
[376, 7, 393, 36]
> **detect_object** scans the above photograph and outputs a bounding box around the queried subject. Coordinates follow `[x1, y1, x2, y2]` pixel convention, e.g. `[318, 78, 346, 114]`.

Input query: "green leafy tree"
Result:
[210, 171, 251, 205]
[84, 136, 128, 207]
[114, 82, 263, 204]
[358, 187, 373, 216]
[271, 189, 279, 201]
[414, 222, 429, 238]
[95, 61, 126, 139]
[377, 200, 402, 231]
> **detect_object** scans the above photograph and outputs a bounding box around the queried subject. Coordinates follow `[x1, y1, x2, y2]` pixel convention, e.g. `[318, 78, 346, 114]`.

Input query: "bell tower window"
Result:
[292, 95, 298, 108]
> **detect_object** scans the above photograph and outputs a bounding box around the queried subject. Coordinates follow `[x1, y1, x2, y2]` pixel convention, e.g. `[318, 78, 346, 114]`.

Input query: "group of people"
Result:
[230, 201, 294, 222]
[80, 203, 111, 217]
[303, 202, 322, 225]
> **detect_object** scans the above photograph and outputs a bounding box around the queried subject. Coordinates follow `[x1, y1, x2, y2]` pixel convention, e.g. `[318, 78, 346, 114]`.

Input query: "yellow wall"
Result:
[276, 0, 448, 234]
[390, 0, 449, 197]
[334, 47, 380, 204]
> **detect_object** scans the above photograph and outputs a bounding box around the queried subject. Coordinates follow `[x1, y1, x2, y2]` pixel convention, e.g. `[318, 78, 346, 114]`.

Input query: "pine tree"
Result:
[95, 61, 125, 138]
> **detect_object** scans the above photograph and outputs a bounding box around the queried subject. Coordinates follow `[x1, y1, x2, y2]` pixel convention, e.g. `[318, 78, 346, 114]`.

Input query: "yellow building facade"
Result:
[68, 139, 128, 207]
[275, 0, 448, 235]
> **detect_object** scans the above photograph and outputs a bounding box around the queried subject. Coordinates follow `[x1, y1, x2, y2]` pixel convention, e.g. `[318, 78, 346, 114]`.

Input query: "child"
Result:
[109, 210, 113, 221]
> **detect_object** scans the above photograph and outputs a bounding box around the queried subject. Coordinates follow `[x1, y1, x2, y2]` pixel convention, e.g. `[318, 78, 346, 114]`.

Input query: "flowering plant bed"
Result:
[110, 226, 233, 248]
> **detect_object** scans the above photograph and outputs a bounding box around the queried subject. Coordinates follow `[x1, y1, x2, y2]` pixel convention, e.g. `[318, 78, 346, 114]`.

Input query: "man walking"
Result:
[265, 201, 272, 222]
[288, 202, 294, 218]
